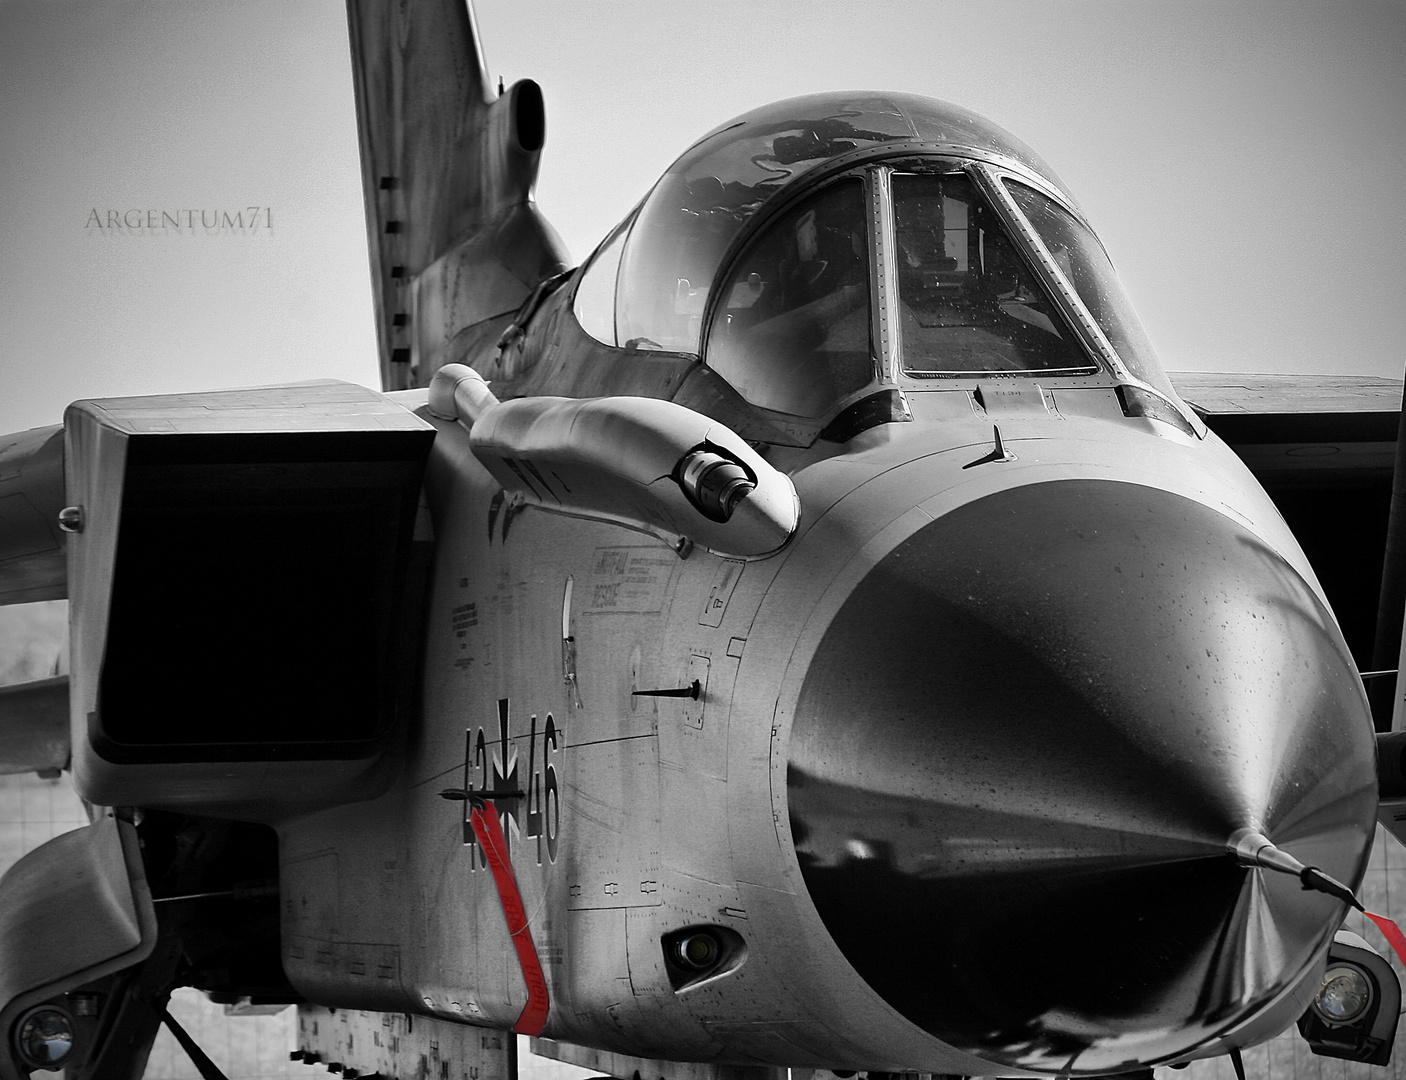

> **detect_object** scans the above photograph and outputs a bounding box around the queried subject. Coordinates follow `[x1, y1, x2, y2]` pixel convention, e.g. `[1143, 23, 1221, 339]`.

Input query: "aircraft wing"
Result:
[1171, 370, 1402, 468]
[0, 425, 66, 605]
[1171, 370, 1403, 726]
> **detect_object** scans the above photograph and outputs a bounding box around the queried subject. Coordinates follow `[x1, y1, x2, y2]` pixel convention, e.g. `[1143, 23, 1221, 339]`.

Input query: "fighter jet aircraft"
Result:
[0, 2, 1403, 1080]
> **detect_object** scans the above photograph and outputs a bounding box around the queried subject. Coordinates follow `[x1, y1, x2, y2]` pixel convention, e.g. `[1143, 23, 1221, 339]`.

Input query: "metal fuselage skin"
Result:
[274, 89, 1376, 1079]
[275, 342, 1376, 1075]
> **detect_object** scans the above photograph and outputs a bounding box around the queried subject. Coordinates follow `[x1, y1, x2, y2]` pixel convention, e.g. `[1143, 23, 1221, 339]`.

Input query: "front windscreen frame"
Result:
[972, 163, 1205, 434]
[886, 161, 1100, 380]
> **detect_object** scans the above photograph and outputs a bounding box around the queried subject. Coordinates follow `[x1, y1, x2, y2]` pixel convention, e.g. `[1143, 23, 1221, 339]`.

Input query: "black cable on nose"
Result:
[1229, 828, 1362, 910]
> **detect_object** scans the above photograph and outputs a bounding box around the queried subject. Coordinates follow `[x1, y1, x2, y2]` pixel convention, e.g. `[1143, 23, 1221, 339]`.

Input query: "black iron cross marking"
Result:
[463, 698, 525, 861]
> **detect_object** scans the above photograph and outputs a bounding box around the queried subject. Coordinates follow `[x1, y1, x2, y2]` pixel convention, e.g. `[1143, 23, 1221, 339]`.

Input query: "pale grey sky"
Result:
[2, 0, 1404, 434]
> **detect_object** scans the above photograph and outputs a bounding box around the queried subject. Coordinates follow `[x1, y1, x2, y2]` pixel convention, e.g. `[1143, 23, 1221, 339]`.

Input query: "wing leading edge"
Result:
[1172, 370, 1404, 724]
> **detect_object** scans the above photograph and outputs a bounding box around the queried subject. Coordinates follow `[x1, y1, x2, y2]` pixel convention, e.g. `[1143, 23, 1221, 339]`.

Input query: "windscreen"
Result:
[894, 172, 1095, 376]
[1004, 179, 1176, 398]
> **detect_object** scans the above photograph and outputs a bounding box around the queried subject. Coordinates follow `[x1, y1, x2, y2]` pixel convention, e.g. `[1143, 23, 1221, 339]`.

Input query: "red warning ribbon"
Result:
[469, 801, 550, 1036]
[1365, 911, 1406, 969]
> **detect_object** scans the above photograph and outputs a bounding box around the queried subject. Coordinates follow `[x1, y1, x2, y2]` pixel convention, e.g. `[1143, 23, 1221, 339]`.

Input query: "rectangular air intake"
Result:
[65, 381, 436, 811]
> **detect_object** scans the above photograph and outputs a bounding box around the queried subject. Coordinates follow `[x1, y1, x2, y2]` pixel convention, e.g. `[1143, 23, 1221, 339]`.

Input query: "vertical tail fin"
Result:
[345, 0, 569, 390]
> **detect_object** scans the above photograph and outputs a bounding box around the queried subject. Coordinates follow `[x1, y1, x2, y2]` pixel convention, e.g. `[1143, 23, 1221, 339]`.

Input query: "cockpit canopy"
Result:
[574, 92, 1178, 427]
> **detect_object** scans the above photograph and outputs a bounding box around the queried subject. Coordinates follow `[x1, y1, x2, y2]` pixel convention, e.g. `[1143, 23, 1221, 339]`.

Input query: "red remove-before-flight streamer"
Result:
[1365, 911, 1406, 968]
[470, 799, 551, 1036]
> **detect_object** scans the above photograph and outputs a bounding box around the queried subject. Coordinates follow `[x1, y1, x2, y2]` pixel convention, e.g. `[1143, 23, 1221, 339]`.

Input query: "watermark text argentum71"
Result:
[85, 207, 274, 232]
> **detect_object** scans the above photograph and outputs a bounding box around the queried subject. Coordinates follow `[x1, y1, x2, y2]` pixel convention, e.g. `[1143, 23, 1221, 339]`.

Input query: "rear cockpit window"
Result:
[895, 172, 1094, 376]
[705, 178, 874, 417]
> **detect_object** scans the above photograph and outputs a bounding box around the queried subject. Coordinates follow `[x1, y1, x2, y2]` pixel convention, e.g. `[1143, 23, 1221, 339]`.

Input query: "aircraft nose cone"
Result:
[786, 479, 1377, 1073]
